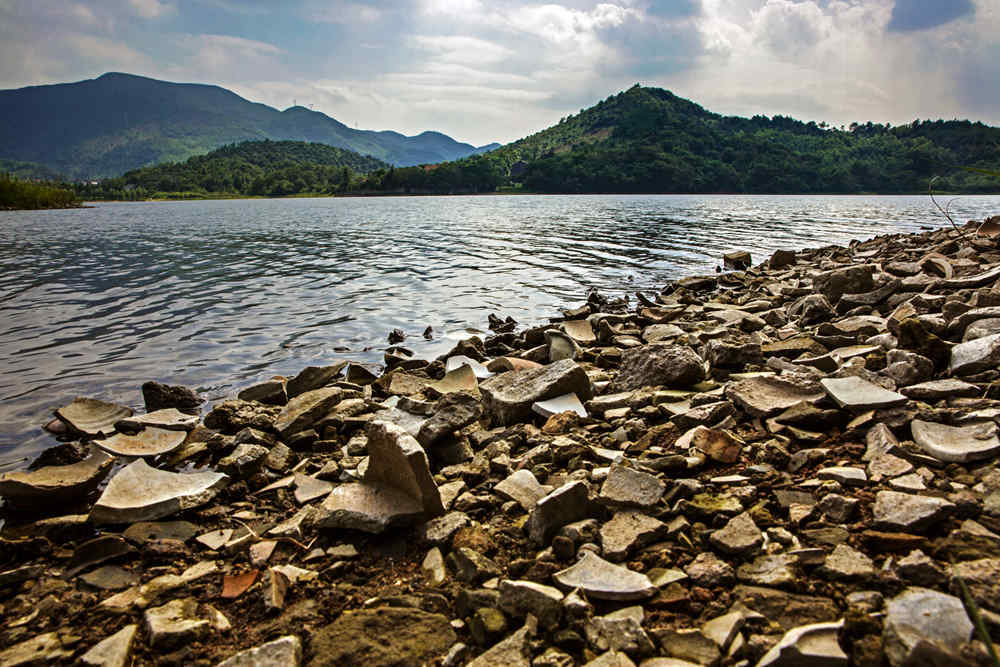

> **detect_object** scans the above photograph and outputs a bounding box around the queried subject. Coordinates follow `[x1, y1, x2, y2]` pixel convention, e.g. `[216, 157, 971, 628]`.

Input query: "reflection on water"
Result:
[2, 193, 999, 461]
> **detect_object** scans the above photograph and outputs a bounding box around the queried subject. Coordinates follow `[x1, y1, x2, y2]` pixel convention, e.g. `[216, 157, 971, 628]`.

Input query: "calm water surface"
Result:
[2, 194, 999, 463]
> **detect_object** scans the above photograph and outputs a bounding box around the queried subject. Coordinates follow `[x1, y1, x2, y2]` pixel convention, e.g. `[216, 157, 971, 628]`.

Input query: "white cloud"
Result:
[308, 2, 383, 24]
[127, 0, 173, 19]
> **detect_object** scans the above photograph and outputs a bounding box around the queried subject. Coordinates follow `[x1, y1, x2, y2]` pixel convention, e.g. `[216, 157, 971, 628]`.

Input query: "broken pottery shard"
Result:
[545, 329, 582, 361]
[273, 386, 344, 438]
[883, 587, 972, 667]
[364, 420, 444, 516]
[89, 460, 229, 524]
[495, 469, 550, 512]
[725, 376, 824, 418]
[217, 635, 302, 667]
[94, 427, 187, 458]
[532, 393, 587, 419]
[562, 319, 596, 344]
[757, 620, 847, 667]
[911, 419, 1000, 463]
[487, 357, 542, 373]
[480, 359, 593, 426]
[116, 408, 199, 432]
[446, 355, 493, 379]
[0, 446, 112, 506]
[949, 333, 1000, 376]
[527, 480, 590, 545]
[427, 364, 480, 397]
[55, 397, 133, 437]
[819, 376, 907, 411]
[873, 490, 955, 533]
[80, 624, 138, 667]
[553, 551, 656, 601]
[608, 344, 705, 393]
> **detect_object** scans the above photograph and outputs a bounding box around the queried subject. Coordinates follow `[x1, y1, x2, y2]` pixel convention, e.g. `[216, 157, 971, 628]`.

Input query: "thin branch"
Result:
[929, 176, 970, 241]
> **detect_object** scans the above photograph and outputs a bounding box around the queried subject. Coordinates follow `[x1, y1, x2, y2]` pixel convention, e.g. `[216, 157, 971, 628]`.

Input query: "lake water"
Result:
[2, 193, 999, 464]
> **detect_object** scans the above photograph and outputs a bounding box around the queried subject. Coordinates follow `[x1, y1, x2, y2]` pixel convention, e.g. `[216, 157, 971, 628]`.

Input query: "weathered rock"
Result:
[864, 423, 900, 461]
[820, 376, 907, 411]
[451, 547, 501, 583]
[873, 490, 955, 532]
[80, 624, 137, 667]
[237, 379, 287, 406]
[499, 580, 563, 629]
[527, 480, 590, 545]
[90, 460, 228, 524]
[758, 620, 847, 667]
[709, 512, 763, 556]
[0, 446, 112, 506]
[480, 359, 593, 426]
[609, 344, 705, 393]
[819, 544, 875, 580]
[466, 616, 535, 667]
[883, 587, 972, 667]
[950, 332, 1000, 375]
[813, 265, 874, 303]
[817, 466, 867, 486]
[725, 376, 824, 418]
[732, 585, 839, 631]
[704, 339, 762, 368]
[599, 464, 665, 509]
[586, 606, 656, 658]
[680, 426, 742, 463]
[417, 392, 482, 447]
[274, 387, 345, 438]
[55, 397, 133, 437]
[286, 362, 347, 398]
[204, 399, 280, 434]
[142, 381, 201, 414]
[736, 554, 799, 587]
[553, 552, 656, 601]
[685, 552, 735, 587]
[900, 378, 979, 401]
[911, 419, 1000, 463]
[144, 598, 211, 649]
[217, 636, 302, 667]
[495, 469, 550, 512]
[600, 511, 666, 561]
[0, 631, 78, 665]
[309, 607, 456, 667]
[951, 558, 1000, 614]
[94, 427, 187, 458]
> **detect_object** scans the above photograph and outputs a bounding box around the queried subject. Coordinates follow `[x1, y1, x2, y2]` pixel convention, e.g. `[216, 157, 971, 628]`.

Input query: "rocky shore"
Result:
[4, 220, 1000, 666]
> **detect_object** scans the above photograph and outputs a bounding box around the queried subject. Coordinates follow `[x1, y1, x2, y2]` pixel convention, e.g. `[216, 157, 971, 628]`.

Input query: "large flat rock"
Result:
[883, 587, 972, 667]
[725, 375, 824, 417]
[608, 344, 705, 393]
[308, 607, 456, 667]
[0, 446, 112, 506]
[318, 483, 424, 533]
[820, 376, 907, 411]
[55, 397, 133, 437]
[90, 460, 229, 524]
[94, 427, 187, 458]
[273, 387, 345, 438]
[950, 333, 1000, 376]
[553, 552, 656, 601]
[480, 359, 592, 426]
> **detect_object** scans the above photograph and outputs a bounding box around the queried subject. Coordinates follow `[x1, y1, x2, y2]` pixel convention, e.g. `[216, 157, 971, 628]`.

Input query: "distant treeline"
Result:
[76, 140, 390, 200]
[0, 174, 79, 210]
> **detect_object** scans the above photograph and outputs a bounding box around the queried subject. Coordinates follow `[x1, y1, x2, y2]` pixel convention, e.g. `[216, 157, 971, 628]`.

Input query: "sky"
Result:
[0, 0, 996, 146]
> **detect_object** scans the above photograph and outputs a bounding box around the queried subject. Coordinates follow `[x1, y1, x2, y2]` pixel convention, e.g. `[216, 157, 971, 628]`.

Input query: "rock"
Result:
[466, 616, 536, 667]
[0, 631, 78, 665]
[813, 265, 874, 303]
[80, 565, 140, 591]
[911, 419, 1000, 463]
[417, 392, 482, 447]
[527, 480, 590, 545]
[553, 552, 656, 601]
[90, 460, 228, 524]
[586, 606, 656, 657]
[725, 376, 824, 418]
[770, 249, 797, 269]
[0, 446, 112, 506]
[864, 423, 900, 461]
[709, 512, 763, 556]
[817, 493, 859, 523]
[686, 552, 735, 587]
[117, 408, 199, 432]
[682, 426, 742, 463]
[883, 587, 972, 667]
[901, 378, 979, 401]
[819, 544, 875, 580]
[286, 362, 347, 398]
[704, 339, 762, 368]
[532, 393, 587, 419]
[702, 611, 744, 651]
[318, 420, 443, 533]
[819, 376, 907, 411]
[238, 379, 287, 406]
[142, 381, 201, 414]
[422, 547, 446, 586]
[293, 474, 333, 504]
[95, 427, 187, 458]
[896, 549, 946, 586]
[546, 329, 582, 361]
[736, 554, 799, 587]
[309, 607, 456, 667]
[609, 344, 705, 392]
[950, 332, 1000, 375]
[873, 490, 955, 532]
[204, 399, 280, 434]
[480, 359, 593, 426]
[758, 620, 847, 667]
[451, 547, 501, 583]
[724, 250, 752, 270]
[217, 636, 302, 667]
[797, 294, 835, 325]
[217, 442, 270, 478]
[100, 561, 219, 612]
[495, 469, 550, 512]
[54, 397, 133, 437]
[951, 558, 1000, 614]
[144, 598, 211, 649]
[274, 387, 346, 438]
[599, 464, 664, 509]
[600, 511, 667, 561]
[732, 585, 839, 631]
[499, 580, 564, 629]
[80, 624, 137, 667]
[817, 466, 867, 486]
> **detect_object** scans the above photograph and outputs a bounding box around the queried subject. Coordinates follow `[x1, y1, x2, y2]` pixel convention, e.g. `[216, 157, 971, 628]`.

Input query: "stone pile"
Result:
[3, 220, 1000, 665]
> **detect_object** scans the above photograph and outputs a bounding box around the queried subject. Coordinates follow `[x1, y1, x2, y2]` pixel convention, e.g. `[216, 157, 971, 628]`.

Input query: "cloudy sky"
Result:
[0, 0, 995, 146]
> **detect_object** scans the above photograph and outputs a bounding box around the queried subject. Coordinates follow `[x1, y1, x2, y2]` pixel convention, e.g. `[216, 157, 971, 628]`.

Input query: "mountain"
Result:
[77, 139, 389, 198]
[0, 72, 496, 179]
[358, 84, 1000, 194]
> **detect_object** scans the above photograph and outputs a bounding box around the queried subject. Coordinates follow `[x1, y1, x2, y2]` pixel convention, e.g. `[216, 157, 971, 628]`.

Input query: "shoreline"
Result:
[2, 218, 1000, 664]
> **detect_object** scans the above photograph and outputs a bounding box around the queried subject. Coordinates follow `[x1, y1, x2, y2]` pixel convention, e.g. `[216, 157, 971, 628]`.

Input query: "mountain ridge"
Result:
[0, 72, 496, 178]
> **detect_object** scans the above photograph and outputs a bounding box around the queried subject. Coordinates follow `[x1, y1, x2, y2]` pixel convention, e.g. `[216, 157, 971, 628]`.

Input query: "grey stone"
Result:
[0, 446, 112, 506]
[883, 587, 972, 667]
[813, 265, 874, 303]
[685, 552, 735, 587]
[55, 397, 133, 437]
[274, 387, 345, 438]
[820, 376, 907, 411]
[600, 511, 667, 561]
[586, 607, 656, 657]
[90, 460, 228, 524]
[286, 362, 347, 398]
[901, 378, 979, 401]
[950, 333, 1000, 375]
[216, 635, 302, 667]
[952, 558, 1000, 614]
[816, 466, 867, 486]
[499, 579, 564, 629]
[417, 392, 482, 447]
[144, 598, 210, 649]
[598, 464, 665, 509]
[466, 617, 535, 667]
[911, 419, 1000, 463]
[725, 376, 824, 418]
[736, 554, 799, 587]
[218, 444, 269, 478]
[495, 469, 550, 512]
[553, 552, 656, 601]
[758, 620, 847, 667]
[142, 381, 201, 414]
[863, 423, 900, 461]
[293, 474, 333, 504]
[709, 512, 763, 556]
[609, 344, 705, 392]
[873, 490, 955, 532]
[480, 359, 593, 426]
[704, 339, 762, 368]
[527, 480, 590, 545]
[819, 544, 875, 580]
[896, 550, 946, 587]
[817, 493, 859, 523]
[422, 547, 446, 586]
[0, 632, 77, 665]
[450, 547, 501, 583]
[80, 624, 137, 667]
[237, 379, 287, 406]
[702, 611, 744, 651]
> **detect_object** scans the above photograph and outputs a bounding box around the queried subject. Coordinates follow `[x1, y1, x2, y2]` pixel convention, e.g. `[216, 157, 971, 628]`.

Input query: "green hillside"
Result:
[0, 174, 79, 210]
[0, 73, 496, 179]
[360, 85, 1000, 194]
[76, 140, 389, 199]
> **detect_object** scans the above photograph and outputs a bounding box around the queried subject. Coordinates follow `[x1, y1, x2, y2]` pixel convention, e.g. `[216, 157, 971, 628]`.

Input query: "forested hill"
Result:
[359, 85, 1000, 194]
[0, 72, 495, 178]
[77, 140, 389, 199]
